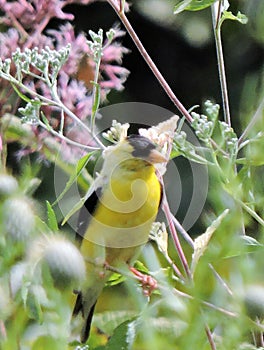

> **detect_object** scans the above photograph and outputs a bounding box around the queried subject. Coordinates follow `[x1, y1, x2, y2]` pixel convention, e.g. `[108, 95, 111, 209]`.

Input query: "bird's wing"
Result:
[75, 187, 102, 246]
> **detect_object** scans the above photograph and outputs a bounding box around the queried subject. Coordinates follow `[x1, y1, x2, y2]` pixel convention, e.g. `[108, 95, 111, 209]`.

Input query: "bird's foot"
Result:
[129, 267, 158, 296]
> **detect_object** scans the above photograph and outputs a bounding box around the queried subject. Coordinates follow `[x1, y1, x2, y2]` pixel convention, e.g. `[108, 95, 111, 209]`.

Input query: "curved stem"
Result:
[107, 0, 193, 123]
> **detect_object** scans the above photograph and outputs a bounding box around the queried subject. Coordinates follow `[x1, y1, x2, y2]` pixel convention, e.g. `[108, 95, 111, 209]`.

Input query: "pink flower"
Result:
[0, 0, 74, 29]
[58, 72, 93, 120]
[0, 28, 20, 60]
[48, 23, 89, 76]
[0, 0, 130, 160]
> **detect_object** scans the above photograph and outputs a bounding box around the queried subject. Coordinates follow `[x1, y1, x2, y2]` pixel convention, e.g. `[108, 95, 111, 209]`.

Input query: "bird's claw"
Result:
[129, 267, 158, 296]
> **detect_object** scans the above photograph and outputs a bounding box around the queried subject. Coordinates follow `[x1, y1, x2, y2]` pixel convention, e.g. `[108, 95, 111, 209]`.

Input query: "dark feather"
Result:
[72, 290, 84, 317]
[81, 302, 96, 343]
[72, 290, 97, 343]
[75, 188, 102, 245]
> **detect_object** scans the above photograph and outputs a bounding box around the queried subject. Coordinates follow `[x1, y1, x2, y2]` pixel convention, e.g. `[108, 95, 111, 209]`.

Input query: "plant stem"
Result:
[238, 95, 264, 146]
[211, 1, 231, 126]
[160, 178, 191, 280]
[205, 324, 217, 350]
[171, 215, 194, 248]
[107, 0, 193, 123]
[38, 120, 99, 151]
[237, 199, 264, 227]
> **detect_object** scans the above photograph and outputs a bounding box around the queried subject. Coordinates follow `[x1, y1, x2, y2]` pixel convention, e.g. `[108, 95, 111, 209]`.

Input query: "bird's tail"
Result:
[82, 299, 96, 343]
[73, 279, 105, 343]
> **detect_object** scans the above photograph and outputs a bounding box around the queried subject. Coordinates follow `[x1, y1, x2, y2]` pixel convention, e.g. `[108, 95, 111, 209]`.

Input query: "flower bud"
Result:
[10, 262, 29, 297]
[29, 235, 86, 290]
[0, 173, 18, 197]
[244, 284, 264, 320]
[3, 196, 35, 241]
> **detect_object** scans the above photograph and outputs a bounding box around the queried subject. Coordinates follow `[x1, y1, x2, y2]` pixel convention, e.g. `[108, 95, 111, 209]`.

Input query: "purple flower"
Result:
[48, 23, 89, 76]
[99, 40, 130, 91]
[0, 0, 130, 160]
[0, 28, 20, 60]
[58, 72, 93, 120]
[0, 0, 74, 29]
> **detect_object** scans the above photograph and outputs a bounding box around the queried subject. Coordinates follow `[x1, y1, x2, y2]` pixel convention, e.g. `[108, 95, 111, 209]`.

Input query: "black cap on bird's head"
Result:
[127, 134, 167, 164]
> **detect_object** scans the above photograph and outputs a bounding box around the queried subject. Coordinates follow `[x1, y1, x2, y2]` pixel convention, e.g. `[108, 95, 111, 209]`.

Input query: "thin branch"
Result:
[107, 0, 193, 123]
[168, 286, 238, 318]
[205, 324, 217, 350]
[160, 178, 191, 280]
[211, 1, 231, 126]
[38, 120, 100, 151]
[171, 215, 194, 249]
[209, 263, 233, 296]
[237, 199, 264, 227]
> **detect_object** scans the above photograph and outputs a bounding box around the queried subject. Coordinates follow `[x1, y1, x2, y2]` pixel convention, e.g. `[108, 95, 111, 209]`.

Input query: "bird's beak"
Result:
[148, 149, 167, 164]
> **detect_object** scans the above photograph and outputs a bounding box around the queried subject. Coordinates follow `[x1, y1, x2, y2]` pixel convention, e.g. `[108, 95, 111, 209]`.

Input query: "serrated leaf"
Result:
[191, 209, 229, 274]
[105, 318, 137, 350]
[46, 200, 58, 231]
[174, 0, 216, 14]
[52, 152, 93, 207]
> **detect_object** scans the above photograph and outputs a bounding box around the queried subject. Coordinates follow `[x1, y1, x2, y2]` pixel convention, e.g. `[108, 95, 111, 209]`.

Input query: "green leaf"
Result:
[191, 209, 229, 274]
[105, 318, 137, 350]
[221, 10, 248, 25]
[174, 0, 192, 14]
[174, 0, 216, 14]
[61, 196, 86, 226]
[106, 273, 126, 287]
[221, 236, 264, 260]
[32, 335, 63, 350]
[172, 138, 210, 165]
[26, 288, 43, 322]
[11, 82, 32, 103]
[40, 111, 51, 130]
[53, 152, 94, 207]
[134, 260, 149, 274]
[91, 81, 101, 131]
[46, 200, 58, 231]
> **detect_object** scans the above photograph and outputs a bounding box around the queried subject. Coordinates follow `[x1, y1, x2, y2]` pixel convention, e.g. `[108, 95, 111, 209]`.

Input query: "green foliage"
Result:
[174, 0, 217, 14]
[94, 318, 137, 350]
[46, 201, 59, 231]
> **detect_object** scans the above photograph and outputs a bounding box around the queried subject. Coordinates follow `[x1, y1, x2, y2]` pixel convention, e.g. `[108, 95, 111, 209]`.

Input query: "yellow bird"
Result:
[73, 134, 166, 343]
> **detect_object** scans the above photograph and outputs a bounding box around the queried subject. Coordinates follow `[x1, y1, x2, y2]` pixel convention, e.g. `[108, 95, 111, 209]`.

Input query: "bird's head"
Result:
[103, 134, 167, 169]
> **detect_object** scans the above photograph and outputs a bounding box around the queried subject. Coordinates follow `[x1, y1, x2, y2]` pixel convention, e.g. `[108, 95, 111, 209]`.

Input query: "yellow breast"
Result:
[81, 160, 161, 256]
